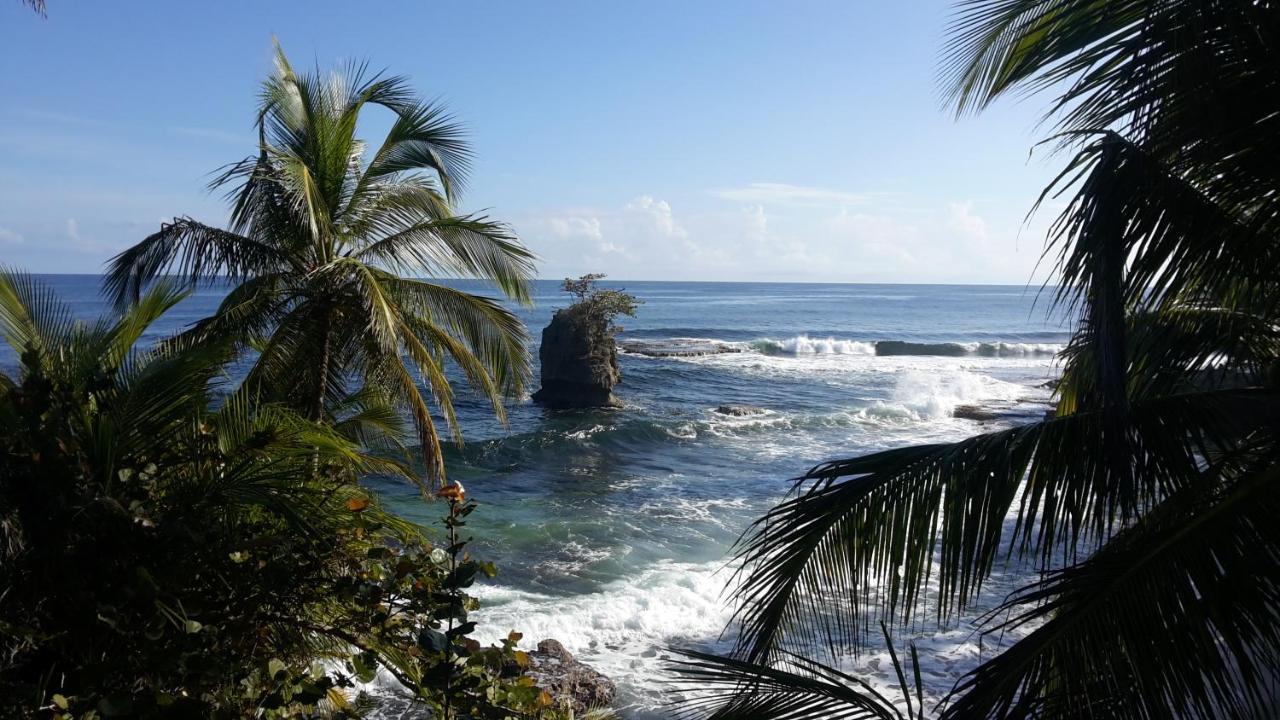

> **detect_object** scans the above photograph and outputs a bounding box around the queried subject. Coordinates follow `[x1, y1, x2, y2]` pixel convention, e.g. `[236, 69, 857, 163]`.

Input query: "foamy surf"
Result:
[471, 560, 735, 714]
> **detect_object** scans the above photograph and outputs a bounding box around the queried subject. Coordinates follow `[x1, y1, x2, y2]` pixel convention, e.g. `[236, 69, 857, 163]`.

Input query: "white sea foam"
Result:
[755, 335, 877, 355]
[859, 370, 1028, 423]
[471, 560, 734, 712]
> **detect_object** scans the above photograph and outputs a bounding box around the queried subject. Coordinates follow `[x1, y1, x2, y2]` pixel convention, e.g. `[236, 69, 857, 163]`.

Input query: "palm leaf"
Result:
[941, 444, 1280, 719]
[728, 388, 1280, 663]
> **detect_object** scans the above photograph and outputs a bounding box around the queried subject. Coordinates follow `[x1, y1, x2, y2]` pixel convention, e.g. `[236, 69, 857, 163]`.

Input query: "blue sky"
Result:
[0, 1, 1066, 283]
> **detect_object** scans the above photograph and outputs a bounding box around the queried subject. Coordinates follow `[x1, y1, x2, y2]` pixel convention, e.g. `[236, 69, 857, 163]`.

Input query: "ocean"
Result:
[8, 276, 1070, 718]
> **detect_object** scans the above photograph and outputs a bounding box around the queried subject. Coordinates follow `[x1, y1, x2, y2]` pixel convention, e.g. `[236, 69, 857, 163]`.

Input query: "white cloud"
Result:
[66, 218, 81, 242]
[713, 182, 872, 206]
[0, 226, 22, 244]
[548, 216, 603, 241]
[946, 201, 988, 242]
[521, 190, 1040, 283]
[624, 195, 686, 238]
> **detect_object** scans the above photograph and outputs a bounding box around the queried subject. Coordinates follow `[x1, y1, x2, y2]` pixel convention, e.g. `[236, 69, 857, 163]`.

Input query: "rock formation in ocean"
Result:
[528, 639, 617, 714]
[534, 274, 640, 409]
[714, 404, 767, 416]
[532, 307, 623, 408]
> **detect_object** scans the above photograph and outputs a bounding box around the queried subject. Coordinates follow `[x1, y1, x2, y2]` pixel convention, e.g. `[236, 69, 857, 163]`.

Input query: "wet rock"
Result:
[533, 310, 623, 409]
[620, 339, 741, 358]
[714, 404, 767, 416]
[953, 404, 1003, 422]
[954, 401, 1056, 424]
[528, 639, 617, 715]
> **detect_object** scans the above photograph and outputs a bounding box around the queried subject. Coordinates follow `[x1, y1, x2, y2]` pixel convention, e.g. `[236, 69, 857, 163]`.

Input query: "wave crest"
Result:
[749, 335, 1062, 357]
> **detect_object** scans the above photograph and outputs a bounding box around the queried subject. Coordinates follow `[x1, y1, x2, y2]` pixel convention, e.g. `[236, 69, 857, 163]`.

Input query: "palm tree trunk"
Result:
[311, 306, 332, 422]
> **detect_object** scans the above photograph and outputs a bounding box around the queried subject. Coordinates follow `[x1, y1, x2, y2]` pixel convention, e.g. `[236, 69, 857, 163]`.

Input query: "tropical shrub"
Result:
[557, 274, 641, 361]
[0, 273, 564, 718]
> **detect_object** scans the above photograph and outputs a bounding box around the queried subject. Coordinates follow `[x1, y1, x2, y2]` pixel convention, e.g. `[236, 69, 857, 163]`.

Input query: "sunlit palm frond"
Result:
[359, 98, 472, 202]
[384, 275, 530, 399]
[104, 43, 536, 485]
[354, 203, 536, 304]
[0, 268, 77, 365]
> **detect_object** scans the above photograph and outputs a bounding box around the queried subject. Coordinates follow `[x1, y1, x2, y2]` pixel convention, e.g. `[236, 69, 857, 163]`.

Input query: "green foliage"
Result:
[103, 42, 536, 487]
[557, 274, 641, 355]
[676, 2, 1280, 718]
[0, 272, 571, 718]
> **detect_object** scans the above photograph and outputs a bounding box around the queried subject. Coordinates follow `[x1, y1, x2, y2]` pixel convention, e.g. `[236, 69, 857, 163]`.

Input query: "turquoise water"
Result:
[9, 276, 1069, 716]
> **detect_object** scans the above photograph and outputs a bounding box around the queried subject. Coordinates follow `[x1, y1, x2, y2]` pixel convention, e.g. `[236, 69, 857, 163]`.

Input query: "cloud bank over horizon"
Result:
[518, 183, 1052, 285]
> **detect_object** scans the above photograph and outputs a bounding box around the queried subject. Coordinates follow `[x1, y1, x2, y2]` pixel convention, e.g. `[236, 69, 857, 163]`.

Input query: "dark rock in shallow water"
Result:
[953, 404, 1003, 422]
[533, 309, 623, 409]
[714, 404, 767, 416]
[620, 339, 741, 357]
[528, 639, 617, 714]
[954, 400, 1055, 424]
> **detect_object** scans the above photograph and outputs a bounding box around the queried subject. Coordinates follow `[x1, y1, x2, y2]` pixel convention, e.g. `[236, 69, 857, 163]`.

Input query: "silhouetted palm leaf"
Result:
[683, 2, 1280, 717]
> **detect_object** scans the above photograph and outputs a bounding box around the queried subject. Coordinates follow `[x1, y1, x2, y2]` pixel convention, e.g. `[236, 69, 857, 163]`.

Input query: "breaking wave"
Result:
[750, 335, 1063, 357]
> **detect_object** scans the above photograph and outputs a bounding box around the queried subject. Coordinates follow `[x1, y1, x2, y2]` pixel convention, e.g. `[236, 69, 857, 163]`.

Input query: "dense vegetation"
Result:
[0, 45, 575, 719]
[677, 1, 1280, 718]
[557, 274, 641, 362]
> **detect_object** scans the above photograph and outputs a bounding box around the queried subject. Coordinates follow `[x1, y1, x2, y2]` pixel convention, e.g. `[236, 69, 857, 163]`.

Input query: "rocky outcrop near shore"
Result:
[953, 399, 1055, 424]
[714, 404, 767, 416]
[533, 310, 623, 409]
[528, 639, 617, 715]
[620, 339, 742, 358]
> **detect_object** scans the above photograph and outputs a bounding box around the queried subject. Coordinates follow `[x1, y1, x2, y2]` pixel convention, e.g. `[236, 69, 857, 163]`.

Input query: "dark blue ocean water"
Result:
[4, 276, 1069, 716]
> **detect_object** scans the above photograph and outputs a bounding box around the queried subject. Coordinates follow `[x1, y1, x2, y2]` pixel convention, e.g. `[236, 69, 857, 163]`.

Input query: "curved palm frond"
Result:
[351, 181, 536, 303]
[728, 388, 1279, 664]
[688, 4, 1280, 719]
[104, 217, 289, 307]
[104, 43, 536, 488]
[942, 444, 1280, 719]
[671, 648, 913, 720]
[0, 267, 77, 364]
[383, 274, 530, 400]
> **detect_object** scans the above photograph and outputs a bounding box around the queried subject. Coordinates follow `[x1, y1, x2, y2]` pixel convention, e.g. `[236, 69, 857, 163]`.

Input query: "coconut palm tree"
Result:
[105, 42, 535, 486]
[675, 2, 1280, 717]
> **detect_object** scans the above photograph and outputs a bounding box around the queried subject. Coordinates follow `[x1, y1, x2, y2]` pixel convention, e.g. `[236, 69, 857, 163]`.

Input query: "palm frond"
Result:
[670, 648, 910, 720]
[729, 388, 1280, 663]
[360, 99, 472, 202]
[941, 444, 1280, 719]
[103, 217, 288, 307]
[355, 205, 536, 304]
[0, 268, 76, 363]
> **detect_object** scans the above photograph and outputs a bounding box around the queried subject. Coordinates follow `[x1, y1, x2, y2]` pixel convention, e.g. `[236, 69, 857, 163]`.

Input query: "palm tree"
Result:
[675, 2, 1280, 717]
[105, 42, 535, 486]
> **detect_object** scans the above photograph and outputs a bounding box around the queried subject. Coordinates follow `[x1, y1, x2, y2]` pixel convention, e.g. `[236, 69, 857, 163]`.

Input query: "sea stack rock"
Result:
[532, 308, 623, 409]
